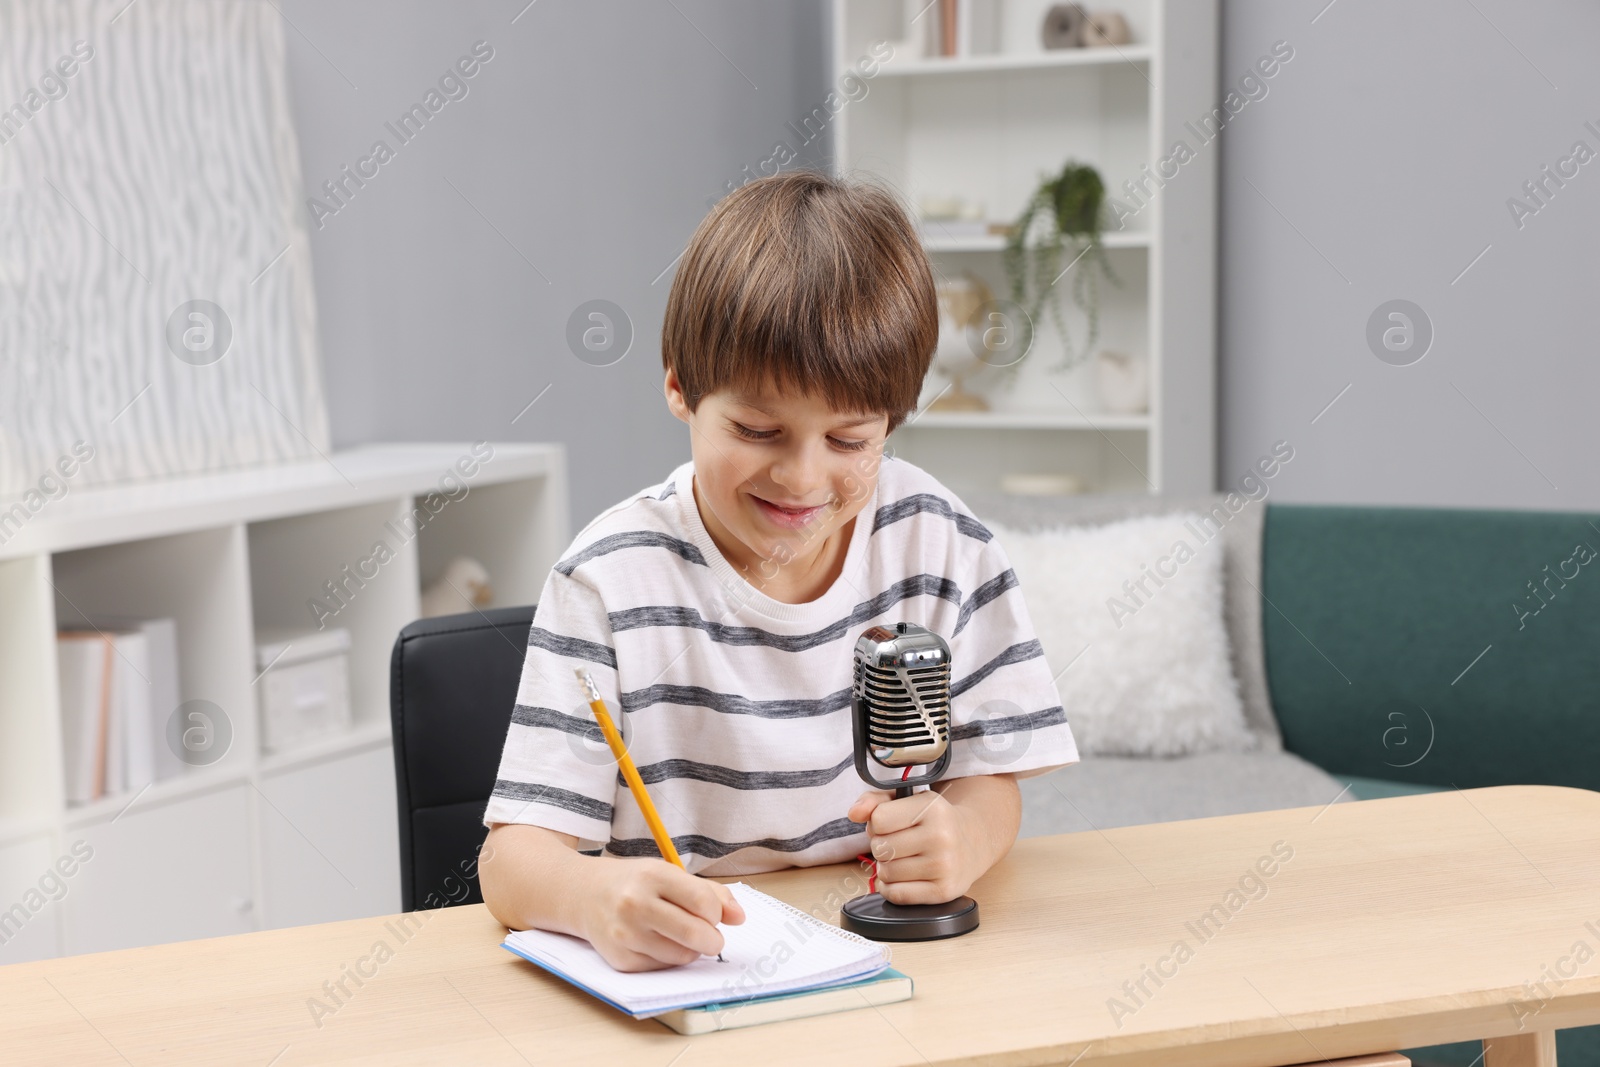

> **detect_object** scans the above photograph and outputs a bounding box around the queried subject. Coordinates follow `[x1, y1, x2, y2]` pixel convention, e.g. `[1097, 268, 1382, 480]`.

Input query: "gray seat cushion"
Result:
[1016, 751, 1353, 836]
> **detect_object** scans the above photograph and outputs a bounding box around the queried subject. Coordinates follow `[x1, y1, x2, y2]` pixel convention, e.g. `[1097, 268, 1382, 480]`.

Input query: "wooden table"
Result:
[2, 785, 1597, 1066]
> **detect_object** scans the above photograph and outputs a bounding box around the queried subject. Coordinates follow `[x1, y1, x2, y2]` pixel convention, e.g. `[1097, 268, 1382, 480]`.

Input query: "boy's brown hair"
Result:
[662, 169, 937, 436]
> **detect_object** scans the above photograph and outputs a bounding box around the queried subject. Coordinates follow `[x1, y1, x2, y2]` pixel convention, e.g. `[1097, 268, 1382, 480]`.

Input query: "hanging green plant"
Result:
[1001, 160, 1122, 372]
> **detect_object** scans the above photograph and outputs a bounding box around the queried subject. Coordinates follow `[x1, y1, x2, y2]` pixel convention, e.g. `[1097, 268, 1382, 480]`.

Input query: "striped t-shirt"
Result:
[482, 454, 1079, 876]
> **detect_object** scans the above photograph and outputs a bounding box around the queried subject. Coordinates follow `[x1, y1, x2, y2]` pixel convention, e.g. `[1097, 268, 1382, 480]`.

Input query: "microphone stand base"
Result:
[839, 892, 979, 941]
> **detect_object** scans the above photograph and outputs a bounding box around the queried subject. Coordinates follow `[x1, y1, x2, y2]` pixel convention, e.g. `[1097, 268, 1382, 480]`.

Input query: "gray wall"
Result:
[1219, 0, 1599, 510]
[280, 0, 831, 528]
[286, 1, 1596, 521]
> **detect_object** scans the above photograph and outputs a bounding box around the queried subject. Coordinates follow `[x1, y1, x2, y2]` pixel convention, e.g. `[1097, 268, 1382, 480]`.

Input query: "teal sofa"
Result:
[1264, 503, 1599, 1066]
[960, 492, 1600, 1066]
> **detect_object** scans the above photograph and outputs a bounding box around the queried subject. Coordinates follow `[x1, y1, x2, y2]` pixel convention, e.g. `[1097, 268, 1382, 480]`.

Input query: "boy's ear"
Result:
[663, 368, 692, 423]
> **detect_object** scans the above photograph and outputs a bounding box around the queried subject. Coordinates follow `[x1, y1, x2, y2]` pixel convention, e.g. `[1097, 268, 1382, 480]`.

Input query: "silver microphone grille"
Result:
[853, 623, 951, 767]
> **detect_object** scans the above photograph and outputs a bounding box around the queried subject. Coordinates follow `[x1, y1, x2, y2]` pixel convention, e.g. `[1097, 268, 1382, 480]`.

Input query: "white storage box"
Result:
[254, 627, 353, 753]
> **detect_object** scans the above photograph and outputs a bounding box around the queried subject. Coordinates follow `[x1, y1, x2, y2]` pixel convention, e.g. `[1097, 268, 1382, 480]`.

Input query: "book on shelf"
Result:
[56, 632, 110, 805]
[926, 0, 1001, 58]
[56, 616, 183, 805]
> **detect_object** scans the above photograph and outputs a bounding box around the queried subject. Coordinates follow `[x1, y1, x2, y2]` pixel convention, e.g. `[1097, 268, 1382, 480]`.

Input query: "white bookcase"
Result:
[832, 0, 1218, 497]
[0, 443, 567, 960]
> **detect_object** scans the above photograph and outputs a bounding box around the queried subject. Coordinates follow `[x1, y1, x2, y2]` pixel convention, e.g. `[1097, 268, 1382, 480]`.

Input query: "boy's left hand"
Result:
[847, 788, 984, 905]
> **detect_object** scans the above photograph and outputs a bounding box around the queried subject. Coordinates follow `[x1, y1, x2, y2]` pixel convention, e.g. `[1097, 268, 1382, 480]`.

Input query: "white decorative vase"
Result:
[1095, 351, 1149, 414]
[927, 274, 992, 411]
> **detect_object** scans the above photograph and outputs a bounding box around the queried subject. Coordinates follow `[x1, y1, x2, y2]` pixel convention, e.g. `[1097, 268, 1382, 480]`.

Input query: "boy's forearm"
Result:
[932, 772, 1022, 876]
[480, 822, 603, 937]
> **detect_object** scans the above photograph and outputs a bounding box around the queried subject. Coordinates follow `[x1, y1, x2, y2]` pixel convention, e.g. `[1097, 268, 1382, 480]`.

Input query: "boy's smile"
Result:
[664, 367, 889, 603]
[751, 496, 827, 529]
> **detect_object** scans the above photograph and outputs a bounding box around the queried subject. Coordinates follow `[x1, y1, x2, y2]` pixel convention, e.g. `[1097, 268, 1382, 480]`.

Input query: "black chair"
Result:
[389, 603, 535, 911]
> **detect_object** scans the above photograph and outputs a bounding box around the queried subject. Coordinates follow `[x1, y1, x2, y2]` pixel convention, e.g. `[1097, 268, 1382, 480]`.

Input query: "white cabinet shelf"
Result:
[255, 718, 393, 778]
[0, 442, 568, 962]
[908, 410, 1151, 431]
[876, 42, 1153, 77]
[918, 229, 1152, 254]
[60, 762, 248, 830]
[834, 0, 1217, 499]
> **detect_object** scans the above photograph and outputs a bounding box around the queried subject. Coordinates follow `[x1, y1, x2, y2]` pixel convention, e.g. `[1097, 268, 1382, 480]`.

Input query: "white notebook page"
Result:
[502, 881, 891, 1016]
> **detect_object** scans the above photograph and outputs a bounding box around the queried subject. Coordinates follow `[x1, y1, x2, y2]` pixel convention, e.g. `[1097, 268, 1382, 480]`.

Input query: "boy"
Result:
[480, 169, 1078, 972]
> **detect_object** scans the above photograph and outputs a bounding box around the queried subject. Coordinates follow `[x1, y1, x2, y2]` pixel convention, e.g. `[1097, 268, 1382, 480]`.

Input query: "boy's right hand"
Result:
[581, 858, 746, 972]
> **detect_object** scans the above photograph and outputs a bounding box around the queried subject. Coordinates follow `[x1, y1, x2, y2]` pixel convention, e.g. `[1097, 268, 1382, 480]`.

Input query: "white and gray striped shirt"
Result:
[482, 455, 1079, 876]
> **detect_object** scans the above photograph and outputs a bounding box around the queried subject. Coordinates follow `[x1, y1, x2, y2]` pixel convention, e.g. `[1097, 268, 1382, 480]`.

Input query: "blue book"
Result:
[500, 881, 907, 1029]
[652, 967, 913, 1034]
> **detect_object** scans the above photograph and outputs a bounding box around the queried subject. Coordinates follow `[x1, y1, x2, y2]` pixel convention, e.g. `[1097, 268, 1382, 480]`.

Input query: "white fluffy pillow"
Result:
[988, 512, 1258, 757]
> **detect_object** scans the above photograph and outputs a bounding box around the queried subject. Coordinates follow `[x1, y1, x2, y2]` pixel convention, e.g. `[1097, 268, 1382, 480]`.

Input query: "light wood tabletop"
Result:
[2, 785, 1597, 1066]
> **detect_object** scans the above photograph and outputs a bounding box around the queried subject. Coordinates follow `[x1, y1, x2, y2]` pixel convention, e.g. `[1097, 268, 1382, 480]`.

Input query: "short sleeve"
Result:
[943, 529, 1080, 781]
[481, 565, 621, 844]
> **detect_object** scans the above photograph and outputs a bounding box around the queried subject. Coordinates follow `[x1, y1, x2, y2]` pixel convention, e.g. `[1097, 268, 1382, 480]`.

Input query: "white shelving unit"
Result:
[833, 0, 1218, 497]
[0, 443, 567, 960]
[920, 229, 1151, 254]
[875, 42, 1155, 76]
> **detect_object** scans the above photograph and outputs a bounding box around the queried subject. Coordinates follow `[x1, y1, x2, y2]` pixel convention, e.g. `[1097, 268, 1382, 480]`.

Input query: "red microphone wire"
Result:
[856, 853, 876, 894]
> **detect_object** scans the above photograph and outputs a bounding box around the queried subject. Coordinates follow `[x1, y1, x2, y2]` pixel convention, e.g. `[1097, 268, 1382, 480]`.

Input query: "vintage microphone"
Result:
[840, 622, 980, 941]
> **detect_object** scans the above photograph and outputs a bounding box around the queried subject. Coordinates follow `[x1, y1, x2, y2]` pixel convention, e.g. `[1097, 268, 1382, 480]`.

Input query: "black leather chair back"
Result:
[389, 604, 534, 911]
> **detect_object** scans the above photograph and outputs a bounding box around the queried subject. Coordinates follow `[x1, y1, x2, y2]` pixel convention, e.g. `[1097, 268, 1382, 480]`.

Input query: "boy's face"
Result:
[664, 367, 888, 588]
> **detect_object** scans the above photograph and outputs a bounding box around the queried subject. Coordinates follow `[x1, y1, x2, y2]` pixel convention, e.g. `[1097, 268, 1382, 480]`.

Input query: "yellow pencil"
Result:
[575, 668, 724, 961]
[574, 667, 682, 866]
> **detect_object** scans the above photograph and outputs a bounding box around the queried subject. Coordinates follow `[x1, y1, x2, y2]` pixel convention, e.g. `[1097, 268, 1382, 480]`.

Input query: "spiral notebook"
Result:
[501, 881, 894, 1020]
